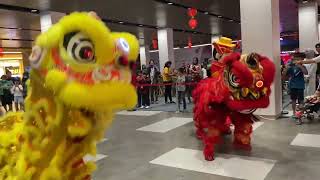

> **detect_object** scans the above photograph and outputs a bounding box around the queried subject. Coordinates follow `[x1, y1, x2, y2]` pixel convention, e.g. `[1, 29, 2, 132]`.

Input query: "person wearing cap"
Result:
[212, 37, 236, 61]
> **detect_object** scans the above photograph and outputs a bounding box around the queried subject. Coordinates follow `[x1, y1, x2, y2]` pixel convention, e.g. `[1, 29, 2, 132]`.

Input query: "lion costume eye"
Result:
[228, 72, 240, 88]
[63, 32, 95, 63]
[116, 38, 130, 55]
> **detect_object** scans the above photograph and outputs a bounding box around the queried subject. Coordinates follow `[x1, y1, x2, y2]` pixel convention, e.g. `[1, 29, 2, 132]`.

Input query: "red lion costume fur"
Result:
[193, 52, 275, 161]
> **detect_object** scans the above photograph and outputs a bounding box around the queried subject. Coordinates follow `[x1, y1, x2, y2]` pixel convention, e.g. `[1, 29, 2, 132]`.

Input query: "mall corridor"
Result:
[0, 0, 320, 179]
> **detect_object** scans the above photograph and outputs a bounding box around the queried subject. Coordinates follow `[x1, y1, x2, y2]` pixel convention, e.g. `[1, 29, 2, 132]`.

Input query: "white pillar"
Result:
[139, 46, 150, 66]
[40, 11, 65, 32]
[299, 1, 319, 51]
[299, 2, 318, 97]
[157, 28, 175, 72]
[240, 0, 282, 117]
[318, 22, 320, 41]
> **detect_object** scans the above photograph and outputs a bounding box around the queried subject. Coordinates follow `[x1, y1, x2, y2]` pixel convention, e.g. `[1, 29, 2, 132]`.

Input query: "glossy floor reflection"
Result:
[93, 110, 320, 180]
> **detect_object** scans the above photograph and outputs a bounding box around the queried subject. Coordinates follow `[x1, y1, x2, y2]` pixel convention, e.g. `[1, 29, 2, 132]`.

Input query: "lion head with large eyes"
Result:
[200, 52, 275, 114]
[28, 12, 139, 113]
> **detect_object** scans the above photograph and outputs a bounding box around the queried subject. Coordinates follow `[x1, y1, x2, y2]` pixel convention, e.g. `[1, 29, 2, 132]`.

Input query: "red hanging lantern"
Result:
[152, 39, 158, 49]
[188, 18, 198, 29]
[152, 33, 158, 49]
[0, 48, 3, 57]
[187, 8, 198, 17]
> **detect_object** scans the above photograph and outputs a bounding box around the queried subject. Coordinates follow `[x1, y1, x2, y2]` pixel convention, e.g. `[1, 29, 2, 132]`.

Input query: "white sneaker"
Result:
[140, 106, 145, 109]
[145, 106, 150, 109]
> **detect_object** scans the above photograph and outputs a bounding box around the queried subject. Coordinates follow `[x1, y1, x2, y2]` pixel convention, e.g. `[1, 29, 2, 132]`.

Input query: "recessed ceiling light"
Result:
[139, 24, 143, 27]
[31, 9, 38, 13]
[229, 19, 234, 22]
[302, 0, 308, 4]
[119, 21, 124, 24]
[217, 15, 222, 18]
[167, 2, 173, 5]
[204, 12, 209, 15]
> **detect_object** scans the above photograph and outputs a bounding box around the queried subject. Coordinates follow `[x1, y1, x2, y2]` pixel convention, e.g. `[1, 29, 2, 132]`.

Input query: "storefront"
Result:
[0, 52, 24, 78]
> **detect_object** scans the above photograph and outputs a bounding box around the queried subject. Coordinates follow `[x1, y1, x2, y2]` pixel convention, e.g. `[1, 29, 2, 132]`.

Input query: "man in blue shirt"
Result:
[283, 53, 308, 124]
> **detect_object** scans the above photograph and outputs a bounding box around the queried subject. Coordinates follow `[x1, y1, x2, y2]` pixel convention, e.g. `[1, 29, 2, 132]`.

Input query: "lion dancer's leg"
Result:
[202, 124, 221, 161]
[193, 105, 207, 140]
[220, 116, 232, 135]
[202, 114, 227, 161]
[195, 120, 206, 140]
[232, 113, 253, 151]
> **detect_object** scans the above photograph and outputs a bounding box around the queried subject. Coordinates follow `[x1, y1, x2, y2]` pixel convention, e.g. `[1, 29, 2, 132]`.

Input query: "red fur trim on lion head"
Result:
[259, 56, 275, 87]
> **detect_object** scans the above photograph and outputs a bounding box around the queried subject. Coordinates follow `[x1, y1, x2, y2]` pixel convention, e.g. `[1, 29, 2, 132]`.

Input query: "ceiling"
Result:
[0, 0, 304, 50]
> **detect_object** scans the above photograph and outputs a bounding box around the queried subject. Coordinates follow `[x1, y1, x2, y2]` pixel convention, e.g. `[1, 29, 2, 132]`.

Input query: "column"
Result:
[240, 0, 282, 117]
[157, 28, 175, 72]
[40, 11, 65, 32]
[139, 46, 150, 66]
[299, 1, 318, 97]
[318, 22, 320, 41]
[299, 1, 319, 51]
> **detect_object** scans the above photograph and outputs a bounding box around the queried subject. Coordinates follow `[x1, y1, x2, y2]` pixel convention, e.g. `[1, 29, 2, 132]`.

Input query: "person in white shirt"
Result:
[297, 43, 320, 64]
[201, 63, 208, 79]
[11, 80, 24, 111]
[303, 49, 317, 96]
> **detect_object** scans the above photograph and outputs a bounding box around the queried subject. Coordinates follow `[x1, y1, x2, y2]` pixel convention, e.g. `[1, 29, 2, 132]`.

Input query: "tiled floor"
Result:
[137, 117, 193, 133]
[92, 100, 320, 180]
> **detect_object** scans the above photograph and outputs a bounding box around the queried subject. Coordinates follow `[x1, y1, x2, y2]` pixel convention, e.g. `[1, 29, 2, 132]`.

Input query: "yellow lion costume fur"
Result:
[0, 12, 139, 180]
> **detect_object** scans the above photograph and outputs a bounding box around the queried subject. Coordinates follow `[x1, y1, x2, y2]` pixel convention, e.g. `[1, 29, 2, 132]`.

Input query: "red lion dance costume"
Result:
[193, 51, 275, 161]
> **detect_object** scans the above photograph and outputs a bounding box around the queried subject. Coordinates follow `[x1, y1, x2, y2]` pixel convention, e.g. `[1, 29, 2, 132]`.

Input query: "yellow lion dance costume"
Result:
[0, 12, 139, 180]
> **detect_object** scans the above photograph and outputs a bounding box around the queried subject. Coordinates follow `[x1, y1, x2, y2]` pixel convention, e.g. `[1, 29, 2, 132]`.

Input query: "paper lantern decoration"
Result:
[188, 18, 198, 29]
[188, 8, 198, 17]
[187, 7, 198, 30]
[152, 39, 158, 49]
[0, 48, 3, 57]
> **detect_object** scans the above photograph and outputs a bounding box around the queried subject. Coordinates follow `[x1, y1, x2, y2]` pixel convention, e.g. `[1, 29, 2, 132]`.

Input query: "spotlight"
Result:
[167, 2, 173, 5]
[119, 21, 124, 24]
[204, 12, 209, 15]
[229, 19, 234, 22]
[217, 15, 222, 18]
[302, 0, 308, 4]
[31, 9, 38, 13]
[139, 24, 143, 27]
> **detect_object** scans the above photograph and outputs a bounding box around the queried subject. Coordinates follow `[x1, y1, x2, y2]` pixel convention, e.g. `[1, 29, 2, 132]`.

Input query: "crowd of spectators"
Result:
[134, 57, 211, 112]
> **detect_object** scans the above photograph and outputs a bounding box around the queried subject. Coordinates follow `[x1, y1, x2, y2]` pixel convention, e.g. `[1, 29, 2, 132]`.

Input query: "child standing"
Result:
[136, 71, 151, 109]
[176, 68, 187, 112]
[283, 52, 308, 125]
[11, 80, 24, 111]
